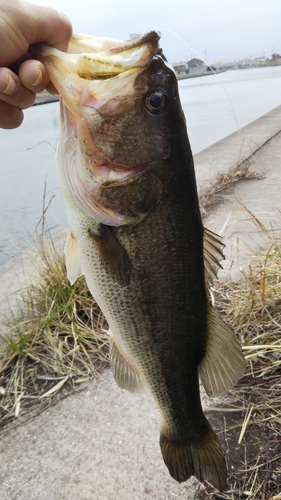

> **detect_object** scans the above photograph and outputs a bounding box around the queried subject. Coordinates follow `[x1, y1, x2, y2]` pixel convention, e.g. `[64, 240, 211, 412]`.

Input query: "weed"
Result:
[201, 209, 281, 500]
[0, 229, 109, 429]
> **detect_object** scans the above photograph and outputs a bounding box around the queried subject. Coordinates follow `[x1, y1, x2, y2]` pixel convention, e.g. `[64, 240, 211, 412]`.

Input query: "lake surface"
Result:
[0, 65, 281, 266]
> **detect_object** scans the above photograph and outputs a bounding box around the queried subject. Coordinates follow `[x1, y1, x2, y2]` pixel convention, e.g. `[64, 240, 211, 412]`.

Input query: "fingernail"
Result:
[0, 74, 17, 95]
[31, 68, 43, 88]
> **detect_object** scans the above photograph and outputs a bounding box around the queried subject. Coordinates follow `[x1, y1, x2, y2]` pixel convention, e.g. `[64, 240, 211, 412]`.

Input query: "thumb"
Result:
[22, 2, 73, 51]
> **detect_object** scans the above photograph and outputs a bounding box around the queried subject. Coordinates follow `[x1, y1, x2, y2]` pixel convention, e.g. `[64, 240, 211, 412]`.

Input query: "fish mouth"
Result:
[33, 31, 169, 226]
[32, 31, 162, 121]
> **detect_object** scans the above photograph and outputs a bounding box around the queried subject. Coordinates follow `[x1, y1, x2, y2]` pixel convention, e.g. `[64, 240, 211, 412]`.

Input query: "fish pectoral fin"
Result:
[160, 419, 226, 491]
[203, 227, 225, 289]
[199, 304, 245, 397]
[88, 224, 131, 286]
[110, 337, 144, 393]
[65, 229, 84, 284]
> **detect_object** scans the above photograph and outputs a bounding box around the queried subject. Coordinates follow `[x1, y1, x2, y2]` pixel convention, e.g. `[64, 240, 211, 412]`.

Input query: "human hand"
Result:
[0, 0, 72, 129]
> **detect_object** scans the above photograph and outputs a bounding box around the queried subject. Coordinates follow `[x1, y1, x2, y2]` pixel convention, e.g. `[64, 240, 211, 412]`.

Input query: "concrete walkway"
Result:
[0, 106, 280, 500]
[200, 106, 281, 281]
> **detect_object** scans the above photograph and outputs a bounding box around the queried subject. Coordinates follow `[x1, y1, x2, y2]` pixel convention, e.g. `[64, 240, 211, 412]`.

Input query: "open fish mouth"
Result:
[33, 31, 162, 120]
[33, 31, 173, 226]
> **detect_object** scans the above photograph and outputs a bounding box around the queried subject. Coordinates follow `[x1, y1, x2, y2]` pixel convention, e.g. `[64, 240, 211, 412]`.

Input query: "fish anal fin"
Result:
[88, 224, 131, 286]
[110, 337, 144, 393]
[199, 304, 245, 397]
[160, 421, 226, 491]
[65, 229, 84, 284]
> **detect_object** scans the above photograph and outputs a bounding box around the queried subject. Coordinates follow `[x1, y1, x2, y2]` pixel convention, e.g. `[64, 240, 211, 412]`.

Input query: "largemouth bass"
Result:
[35, 31, 245, 491]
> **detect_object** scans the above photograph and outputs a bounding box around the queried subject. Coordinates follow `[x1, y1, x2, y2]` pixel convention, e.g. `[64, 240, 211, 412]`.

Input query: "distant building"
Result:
[238, 58, 251, 69]
[252, 57, 267, 65]
[187, 58, 208, 74]
[172, 62, 187, 75]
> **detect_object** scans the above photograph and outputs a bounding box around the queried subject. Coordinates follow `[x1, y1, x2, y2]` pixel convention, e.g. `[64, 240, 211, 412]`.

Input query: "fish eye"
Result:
[145, 90, 166, 115]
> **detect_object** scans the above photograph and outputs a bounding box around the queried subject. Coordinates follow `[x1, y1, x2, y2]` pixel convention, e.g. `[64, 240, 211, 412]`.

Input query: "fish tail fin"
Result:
[160, 421, 226, 491]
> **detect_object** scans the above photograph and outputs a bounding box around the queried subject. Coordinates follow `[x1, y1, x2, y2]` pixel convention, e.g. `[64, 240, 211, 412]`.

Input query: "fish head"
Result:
[34, 31, 188, 225]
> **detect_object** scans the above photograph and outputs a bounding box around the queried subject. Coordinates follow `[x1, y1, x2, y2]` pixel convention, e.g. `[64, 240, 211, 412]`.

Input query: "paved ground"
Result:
[0, 106, 280, 500]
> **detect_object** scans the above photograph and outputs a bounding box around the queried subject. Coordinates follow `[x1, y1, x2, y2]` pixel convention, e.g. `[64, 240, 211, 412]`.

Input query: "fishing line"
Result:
[26, 140, 56, 151]
[162, 28, 240, 132]
[161, 28, 262, 173]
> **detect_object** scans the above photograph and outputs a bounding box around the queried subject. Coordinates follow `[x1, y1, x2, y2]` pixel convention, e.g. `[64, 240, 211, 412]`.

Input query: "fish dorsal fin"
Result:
[65, 229, 84, 284]
[199, 303, 245, 397]
[109, 336, 144, 393]
[203, 227, 225, 289]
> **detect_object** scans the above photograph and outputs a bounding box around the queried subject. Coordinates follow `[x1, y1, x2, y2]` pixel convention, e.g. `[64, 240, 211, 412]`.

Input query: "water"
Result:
[181, 65, 281, 153]
[0, 102, 65, 264]
[0, 65, 281, 266]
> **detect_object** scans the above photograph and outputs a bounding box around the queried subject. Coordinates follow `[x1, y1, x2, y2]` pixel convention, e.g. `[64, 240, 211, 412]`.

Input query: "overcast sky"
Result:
[29, 0, 280, 64]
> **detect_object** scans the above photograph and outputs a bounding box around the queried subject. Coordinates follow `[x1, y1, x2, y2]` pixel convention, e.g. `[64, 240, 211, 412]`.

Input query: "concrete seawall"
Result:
[200, 105, 281, 281]
[194, 104, 281, 196]
[34, 90, 59, 105]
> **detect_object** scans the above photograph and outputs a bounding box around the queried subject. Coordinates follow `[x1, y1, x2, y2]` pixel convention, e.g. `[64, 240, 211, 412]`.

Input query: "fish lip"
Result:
[67, 30, 162, 54]
[32, 30, 162, 78]
[31, 30, 163, 124]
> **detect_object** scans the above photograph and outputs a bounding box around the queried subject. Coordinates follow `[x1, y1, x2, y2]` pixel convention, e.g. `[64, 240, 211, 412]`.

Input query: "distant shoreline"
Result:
[177, 70, 225, 80]
[34, 91, 59, 106]
[34, 63, 281, 105]
[33, 72, 219, 106]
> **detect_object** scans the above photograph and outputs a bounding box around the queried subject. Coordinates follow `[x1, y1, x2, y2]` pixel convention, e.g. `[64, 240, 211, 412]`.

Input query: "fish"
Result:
[34, 31, 245, 491]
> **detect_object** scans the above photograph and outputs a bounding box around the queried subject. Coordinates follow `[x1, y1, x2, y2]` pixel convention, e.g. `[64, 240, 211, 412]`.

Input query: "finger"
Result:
[45, 82, 59, 95]
[19, 60, 59, 95]
[23, 4, 73, 52]
[0, 100, 23, 129]
[0, 68, 35, 109]
[0, 68, 17, 95]
[0, 2, 73, 67]
[18, 59, 49, 93]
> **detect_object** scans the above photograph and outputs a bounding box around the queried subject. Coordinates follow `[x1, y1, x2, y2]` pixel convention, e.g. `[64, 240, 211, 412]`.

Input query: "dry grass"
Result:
[199, 210, 281, 499]
[199, 159, 264, 216]
[0, 231, 109, 430]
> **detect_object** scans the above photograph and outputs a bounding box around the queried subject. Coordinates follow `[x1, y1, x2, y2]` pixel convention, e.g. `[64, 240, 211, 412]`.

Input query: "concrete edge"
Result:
[194, 105, 281, 196]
